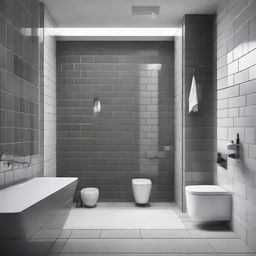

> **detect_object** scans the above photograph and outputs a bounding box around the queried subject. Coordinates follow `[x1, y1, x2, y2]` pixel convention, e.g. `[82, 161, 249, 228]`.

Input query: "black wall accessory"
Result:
[227, 134, 240, 159]
[236, 133, 240, 145]
[217, 153, 227, 169]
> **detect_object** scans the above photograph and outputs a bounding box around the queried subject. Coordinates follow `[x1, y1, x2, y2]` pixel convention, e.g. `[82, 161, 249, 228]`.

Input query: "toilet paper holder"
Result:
[217, 153, 227, 169]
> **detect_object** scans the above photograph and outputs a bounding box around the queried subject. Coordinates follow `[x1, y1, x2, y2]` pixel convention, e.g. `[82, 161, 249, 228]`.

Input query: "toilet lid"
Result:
[132, 179, 152, 185]
[186, 185, 230, 195]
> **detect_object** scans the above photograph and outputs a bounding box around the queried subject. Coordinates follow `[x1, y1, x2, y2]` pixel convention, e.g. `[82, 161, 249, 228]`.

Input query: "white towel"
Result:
[189, 75, 198, 113]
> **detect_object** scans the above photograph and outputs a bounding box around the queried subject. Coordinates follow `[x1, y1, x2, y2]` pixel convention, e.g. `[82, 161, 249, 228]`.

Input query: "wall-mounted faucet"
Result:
[0, 153, 31, 169]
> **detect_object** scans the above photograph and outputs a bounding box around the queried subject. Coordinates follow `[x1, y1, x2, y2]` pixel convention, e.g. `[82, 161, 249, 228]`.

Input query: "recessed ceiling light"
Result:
[54, 27, 178, 37]
[132, 6, 160, 16]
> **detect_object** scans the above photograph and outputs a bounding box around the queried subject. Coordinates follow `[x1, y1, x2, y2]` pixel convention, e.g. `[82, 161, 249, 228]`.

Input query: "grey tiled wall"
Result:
[0, 0, 40, 156]
[216, 0, 256, 250]
[174, 15, 216, 210]
[0, 0, 42, 187]
[57, 41, 174, 201]
[183, 15, 216, 203]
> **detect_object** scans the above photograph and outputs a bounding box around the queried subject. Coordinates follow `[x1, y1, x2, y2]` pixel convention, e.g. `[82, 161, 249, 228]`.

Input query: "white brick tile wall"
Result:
[216, 1, 256, 250]
[43, 6, 56, 177]
[174, 24, 183, 210]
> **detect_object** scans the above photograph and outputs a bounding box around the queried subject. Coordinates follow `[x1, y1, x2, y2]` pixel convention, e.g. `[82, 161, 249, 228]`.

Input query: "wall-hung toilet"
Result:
[132, 179, 152, 205]
[186, 185, 231, 221]
[81, 187, 99, 207]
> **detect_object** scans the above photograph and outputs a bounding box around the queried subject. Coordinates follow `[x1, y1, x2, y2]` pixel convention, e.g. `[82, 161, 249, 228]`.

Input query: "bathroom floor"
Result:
[63, 203, 185, 229]
[1, 203, 255, 256]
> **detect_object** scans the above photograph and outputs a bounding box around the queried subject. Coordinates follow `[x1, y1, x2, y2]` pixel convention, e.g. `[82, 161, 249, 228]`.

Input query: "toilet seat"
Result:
[186, 185, 229, 195]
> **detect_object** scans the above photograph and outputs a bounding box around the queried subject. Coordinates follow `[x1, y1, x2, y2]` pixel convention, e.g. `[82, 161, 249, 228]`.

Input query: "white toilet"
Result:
[185, 185, 231, 221]
[132, 178, 152, 205]
[80, 187, 99, 207]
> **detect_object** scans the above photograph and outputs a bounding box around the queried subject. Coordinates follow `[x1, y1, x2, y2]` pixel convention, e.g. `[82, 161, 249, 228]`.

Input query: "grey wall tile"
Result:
[175, 15, 216, 211]
[0, 0, 42, 188]
[57, 41, 174, 201]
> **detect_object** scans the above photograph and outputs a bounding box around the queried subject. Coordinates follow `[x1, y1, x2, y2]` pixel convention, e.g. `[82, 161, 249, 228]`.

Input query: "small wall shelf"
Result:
[227, 143, 240, 159]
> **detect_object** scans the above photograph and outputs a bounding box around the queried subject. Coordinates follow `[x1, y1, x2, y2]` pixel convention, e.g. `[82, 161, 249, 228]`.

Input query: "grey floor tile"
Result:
[23, 203, 256, 255]
[61, 238, 215, 253]
[141, 229, 190, 238]
[182, 221, 230, 231]
[49, 239, 67, 253]
[59, 254, 218, 256]
[32, 229, 61, 239]
[58, 253, 256, 256]
[58, 229, 72, 239]
[100, 229, 141, 238]
[64, 203, 185, 229]
[217, 254, 256, 256]
[188, 230, 239, 239]
[172, 209, 190, 219]
[207, 239, 253, 253]
[0, 239, 54, 256]
[70, 229, 101, 238]
[182, 220, 203, 230]
[25, 230, 37, 239]
[42, 216, 68, 229]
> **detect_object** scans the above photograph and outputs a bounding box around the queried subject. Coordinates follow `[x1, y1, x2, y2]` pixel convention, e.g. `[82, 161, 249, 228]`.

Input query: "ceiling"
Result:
[42, 0, 219, 28]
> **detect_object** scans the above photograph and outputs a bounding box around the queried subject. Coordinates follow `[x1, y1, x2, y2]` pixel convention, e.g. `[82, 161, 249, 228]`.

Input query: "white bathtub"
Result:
[0, 177, 77, 213]
[0, 177, 78, 239]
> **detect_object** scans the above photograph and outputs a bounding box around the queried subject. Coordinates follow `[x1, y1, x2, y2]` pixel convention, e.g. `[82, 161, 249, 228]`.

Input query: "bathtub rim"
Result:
[0, 177, 78, 214]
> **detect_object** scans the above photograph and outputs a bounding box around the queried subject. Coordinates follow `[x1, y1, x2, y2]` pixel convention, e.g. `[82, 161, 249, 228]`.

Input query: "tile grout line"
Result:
[58, 230, 73, 255]
[57, 238, 68, 255]
[206, 238, 220, 254]
[47, 236, 58, 255]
